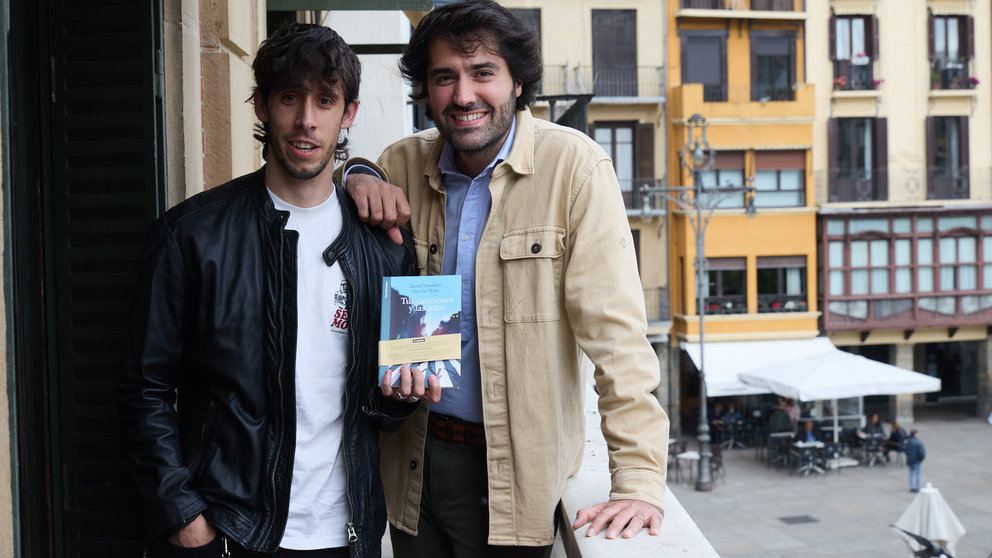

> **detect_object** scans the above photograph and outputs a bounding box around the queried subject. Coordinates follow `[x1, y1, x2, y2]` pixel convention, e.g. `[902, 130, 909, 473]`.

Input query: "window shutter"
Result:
[873, 118, 888, 200]
[959, 115, 970, 198]
[829, 14, 836, 61]
[46, 0, 165, 555]
[636, 123, 654, 181]
[828, 118, 839, 202]
[966, 16, 974, 59]
[925, 116, 935, 198]
[927, 11, 935, 60]
[871, 15, 880, 59]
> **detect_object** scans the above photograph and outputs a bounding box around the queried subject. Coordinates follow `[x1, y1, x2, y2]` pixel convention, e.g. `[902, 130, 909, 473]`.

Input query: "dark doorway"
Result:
[8, 0, 166, 556]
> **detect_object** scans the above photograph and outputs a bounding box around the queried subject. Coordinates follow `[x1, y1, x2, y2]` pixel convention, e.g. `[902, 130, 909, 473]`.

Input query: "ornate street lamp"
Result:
[641, 113, 755, 492]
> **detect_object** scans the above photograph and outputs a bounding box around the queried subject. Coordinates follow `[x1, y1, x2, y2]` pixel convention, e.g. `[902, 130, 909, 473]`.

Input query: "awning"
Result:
[682, 337, 940, 400]
[682, 338, 836, 397]
[738, 343, 941, 402]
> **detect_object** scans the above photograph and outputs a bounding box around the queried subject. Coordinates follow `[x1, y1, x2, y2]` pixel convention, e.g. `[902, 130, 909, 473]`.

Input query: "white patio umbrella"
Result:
[737, 338, 941, 443]
[893, 483, 966, 556]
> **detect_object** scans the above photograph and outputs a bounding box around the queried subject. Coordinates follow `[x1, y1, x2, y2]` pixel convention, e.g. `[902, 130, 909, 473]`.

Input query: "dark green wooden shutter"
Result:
[48, 0, 166, 555]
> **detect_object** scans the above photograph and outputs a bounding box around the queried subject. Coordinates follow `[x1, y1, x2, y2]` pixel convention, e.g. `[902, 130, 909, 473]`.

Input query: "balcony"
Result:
[542, 65, 663, 99]
[926, 167, 970, 200]
[670, 82, 814, 121]
[682, 0, 796, 10]
[826, 168, 888, 203]
[833, 59, 879, 91]
[677, 0, 805, 20]
[930, 58, 977, 90]
[757, 294, 807, 313]
[705, 295, 747, 315]
[620, 177, 667, 216]
[644, 287, 672, 323]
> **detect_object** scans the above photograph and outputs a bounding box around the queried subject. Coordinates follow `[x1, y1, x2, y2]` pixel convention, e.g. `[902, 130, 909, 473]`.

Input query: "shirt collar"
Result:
[439, 115, 517, 179]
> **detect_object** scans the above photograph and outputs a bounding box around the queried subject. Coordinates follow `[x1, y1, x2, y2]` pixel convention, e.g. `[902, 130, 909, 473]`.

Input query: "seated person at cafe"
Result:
[861, 413, 885, 437]
[885, 421, 907, 462]
[794, 420, 819, 444]
[710, 401, 725, 443]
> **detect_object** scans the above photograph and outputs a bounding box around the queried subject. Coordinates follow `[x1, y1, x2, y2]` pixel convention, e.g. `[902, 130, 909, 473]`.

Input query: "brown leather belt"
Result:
[428, 412, 486, 445]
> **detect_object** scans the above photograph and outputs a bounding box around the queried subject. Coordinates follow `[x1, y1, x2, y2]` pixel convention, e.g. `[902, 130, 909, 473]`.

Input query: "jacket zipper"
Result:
[341, 257, 361, 554]
[259, 215, 289, 548]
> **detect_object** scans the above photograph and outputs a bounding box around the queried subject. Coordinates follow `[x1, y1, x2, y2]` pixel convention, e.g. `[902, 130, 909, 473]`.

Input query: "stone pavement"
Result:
[669, 403, 992, 558]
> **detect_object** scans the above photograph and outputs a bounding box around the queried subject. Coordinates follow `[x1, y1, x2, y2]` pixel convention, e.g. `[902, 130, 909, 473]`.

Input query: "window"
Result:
[822, 214, 992, 329]
[828, 117, 888, 202]
[593, 123, 635, 192]
[929, 14, 974, 89]
[830, 15, 878, 90]
[751, 31, 795, 101]
[754, 150, 805, 207]
[706, 258, 746, 314]
[592, 10, 636, 96]
[697, 151, 746, 209]
[592, 121, 655, 209]
[681, 30, 727, 102]
[926, 116, 969, 200]
[757, 256, 807, 313]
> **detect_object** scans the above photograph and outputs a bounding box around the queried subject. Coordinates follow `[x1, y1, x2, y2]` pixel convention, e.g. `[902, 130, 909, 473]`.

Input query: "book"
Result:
[379, 275, 461, 389]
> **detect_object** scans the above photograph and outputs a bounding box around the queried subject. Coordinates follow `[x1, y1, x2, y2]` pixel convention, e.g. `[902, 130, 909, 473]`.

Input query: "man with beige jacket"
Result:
[345, 2, 669, 557]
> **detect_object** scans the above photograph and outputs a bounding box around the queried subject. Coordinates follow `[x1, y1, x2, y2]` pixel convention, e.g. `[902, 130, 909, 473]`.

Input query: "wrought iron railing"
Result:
[619, 178, 668, 214]
[681, 0, 796, 10]
[644, 287, 671, 323]
[833, 59, 878, 91]
[757, 294, 808, 313]
[699, 83, 804, 103]
[930, 58, 976, 90]
[541, 65, 663, 98]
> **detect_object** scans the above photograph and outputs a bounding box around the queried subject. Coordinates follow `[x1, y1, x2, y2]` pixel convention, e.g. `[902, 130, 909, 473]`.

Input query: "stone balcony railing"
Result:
[552, 382, 717, 557]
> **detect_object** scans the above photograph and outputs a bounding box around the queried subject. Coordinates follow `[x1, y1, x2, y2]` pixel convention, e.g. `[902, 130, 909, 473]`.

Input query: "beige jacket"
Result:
[359, 109, 668, 546]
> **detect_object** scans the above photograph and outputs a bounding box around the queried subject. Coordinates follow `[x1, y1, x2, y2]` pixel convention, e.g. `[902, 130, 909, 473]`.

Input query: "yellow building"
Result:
[808, 0, 992, 421]
[499, 0, 674, 409]
[667, 0, 818, 430]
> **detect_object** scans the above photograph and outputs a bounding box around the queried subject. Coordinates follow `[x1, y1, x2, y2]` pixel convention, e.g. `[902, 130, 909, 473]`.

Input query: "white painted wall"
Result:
[325, 11, 414, 161]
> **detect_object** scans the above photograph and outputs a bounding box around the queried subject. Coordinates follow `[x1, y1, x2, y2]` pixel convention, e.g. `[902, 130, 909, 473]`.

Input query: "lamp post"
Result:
[640, 113, 754, 492]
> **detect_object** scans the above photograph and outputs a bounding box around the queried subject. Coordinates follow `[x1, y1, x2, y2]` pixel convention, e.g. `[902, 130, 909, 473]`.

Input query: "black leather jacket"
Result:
[120, 168, 416, 556]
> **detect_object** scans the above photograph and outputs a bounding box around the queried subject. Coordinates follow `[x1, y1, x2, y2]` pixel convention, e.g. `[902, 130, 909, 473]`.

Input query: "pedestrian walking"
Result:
[905, 429, 926, 493]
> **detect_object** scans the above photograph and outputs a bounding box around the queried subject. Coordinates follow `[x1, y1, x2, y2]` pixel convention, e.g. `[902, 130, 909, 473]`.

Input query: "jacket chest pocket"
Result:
[499, 227, 565, 323]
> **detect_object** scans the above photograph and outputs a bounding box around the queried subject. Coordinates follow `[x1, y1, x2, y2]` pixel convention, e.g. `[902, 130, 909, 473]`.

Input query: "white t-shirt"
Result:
[270, 189, 350, 549]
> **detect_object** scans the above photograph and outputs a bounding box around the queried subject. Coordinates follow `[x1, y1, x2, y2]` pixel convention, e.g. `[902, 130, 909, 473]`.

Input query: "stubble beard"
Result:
[271, 139, 336, 181]
[436, 94, 516, 156]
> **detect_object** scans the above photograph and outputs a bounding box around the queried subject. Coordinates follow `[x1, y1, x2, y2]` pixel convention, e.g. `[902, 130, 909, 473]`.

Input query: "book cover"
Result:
[379, 275, 461, 389]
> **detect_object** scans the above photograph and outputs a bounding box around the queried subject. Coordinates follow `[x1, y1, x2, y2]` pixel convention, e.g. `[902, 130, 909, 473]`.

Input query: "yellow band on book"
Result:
[379, 333, 461, 366]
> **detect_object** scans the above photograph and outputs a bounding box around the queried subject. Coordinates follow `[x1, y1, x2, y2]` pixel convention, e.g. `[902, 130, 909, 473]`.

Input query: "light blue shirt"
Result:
[431, 117, 516, 423]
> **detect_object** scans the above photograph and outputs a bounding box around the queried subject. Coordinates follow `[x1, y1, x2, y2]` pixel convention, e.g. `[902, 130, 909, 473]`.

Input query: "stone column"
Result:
[977, 337, 992, 419]
[652, 339, 679, 435]
[892, 343, 916, 425]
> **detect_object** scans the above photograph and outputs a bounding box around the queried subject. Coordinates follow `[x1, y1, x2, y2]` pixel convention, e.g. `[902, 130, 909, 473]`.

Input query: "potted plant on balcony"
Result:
[969, 76, 980, 88]
[832, 75, 848, 91]
[870, 78, 884, 89]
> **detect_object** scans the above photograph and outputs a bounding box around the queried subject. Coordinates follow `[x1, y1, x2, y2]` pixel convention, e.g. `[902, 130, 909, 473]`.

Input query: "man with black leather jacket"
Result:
[120, 24, 419, 558]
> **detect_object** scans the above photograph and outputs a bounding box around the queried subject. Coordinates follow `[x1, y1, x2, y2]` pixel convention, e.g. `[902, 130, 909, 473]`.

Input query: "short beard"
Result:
[271, 141, 335, 180]
[436, 94, 516, 155]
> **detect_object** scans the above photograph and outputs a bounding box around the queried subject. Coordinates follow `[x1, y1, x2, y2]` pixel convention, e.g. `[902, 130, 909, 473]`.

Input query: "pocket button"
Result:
[530, 242, 541, 254]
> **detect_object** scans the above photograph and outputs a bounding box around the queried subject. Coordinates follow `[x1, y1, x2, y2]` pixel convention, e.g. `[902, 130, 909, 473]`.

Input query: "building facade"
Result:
[500, 0, 674, 414]
[809, 0, 992, 421]
[667, 0, 818, 431]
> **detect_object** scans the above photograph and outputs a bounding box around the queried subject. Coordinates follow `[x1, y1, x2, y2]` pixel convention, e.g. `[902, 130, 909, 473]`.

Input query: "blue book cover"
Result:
[379, 275, 461, 389]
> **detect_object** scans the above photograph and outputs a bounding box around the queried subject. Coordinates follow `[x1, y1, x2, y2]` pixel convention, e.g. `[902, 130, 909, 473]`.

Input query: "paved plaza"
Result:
[669, 403, 992, 558]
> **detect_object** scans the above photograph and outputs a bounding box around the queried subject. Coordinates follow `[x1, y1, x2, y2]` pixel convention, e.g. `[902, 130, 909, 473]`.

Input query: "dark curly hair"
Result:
[400, 0, 542, 120]
[250, 23, 360, 161]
